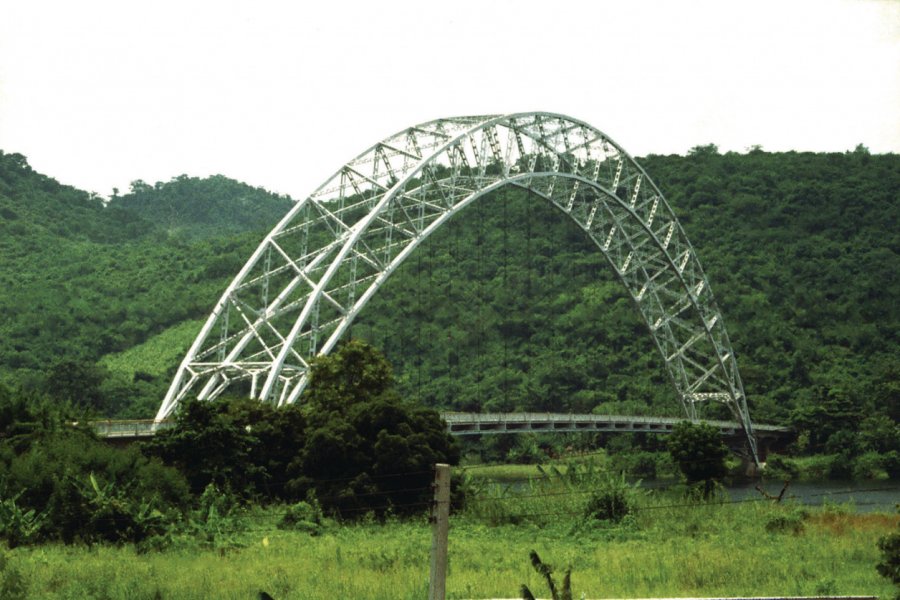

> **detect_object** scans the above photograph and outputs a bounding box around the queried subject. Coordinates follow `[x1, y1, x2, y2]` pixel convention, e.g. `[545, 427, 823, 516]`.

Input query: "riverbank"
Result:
[3, 490, 895, 599]
[461, 451, 899, 488]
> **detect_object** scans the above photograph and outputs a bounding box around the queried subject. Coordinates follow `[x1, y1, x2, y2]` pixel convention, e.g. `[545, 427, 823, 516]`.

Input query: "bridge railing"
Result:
[441, 413, 789, 437]
[89, 419, 174, 438]
[88, 413, 789, 440]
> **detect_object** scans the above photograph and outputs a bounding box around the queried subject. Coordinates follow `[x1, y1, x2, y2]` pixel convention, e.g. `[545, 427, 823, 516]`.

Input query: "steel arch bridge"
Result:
[156, 112, 757, 460]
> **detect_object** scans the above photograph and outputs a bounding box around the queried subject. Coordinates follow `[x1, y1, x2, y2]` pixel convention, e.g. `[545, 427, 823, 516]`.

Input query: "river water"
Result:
[724, 480, 899, 513]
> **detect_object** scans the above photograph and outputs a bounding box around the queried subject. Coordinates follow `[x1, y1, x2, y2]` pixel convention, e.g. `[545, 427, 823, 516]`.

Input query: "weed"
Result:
[521, 550, 572, 600]
[0, 495, 44, 548]
[278, 496, 325, 535]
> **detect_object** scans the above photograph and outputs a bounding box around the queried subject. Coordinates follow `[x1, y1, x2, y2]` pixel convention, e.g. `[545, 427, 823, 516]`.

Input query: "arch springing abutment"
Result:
[155, 112, 758, 462]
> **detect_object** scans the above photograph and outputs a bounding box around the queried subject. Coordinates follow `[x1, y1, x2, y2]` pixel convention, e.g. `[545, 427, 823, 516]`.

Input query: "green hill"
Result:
[0, 147, 897, 441]
[0, 151, 295, 415]
[352, 147, 900, 430]
[110, 174, 293, 240]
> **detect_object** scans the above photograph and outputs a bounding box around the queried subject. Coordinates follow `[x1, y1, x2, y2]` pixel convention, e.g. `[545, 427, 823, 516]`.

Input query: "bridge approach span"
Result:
[93, 414, 788, 441]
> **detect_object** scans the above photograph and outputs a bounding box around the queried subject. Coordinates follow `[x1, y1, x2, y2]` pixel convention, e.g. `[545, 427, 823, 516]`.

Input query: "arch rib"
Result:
[156, 112, 757, 462]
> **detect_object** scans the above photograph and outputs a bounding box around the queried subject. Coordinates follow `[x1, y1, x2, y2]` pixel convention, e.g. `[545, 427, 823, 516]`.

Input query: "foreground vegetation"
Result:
[0, 350, 896, 598]
[1, 496, 895, 599]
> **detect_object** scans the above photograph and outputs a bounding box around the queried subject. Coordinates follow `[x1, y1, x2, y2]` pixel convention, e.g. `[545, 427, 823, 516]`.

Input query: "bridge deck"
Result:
[443, 413, 788, 437]
[90, 414, 789, 440]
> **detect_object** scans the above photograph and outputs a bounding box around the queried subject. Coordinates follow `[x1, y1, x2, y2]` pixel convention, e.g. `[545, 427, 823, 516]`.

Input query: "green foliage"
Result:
[73, 472, 170, 545]
[0, 147, 897, 442]
[853, 451, 887, 480]
[0, 154, 292, 417]
[146, 394, 314, 500]
[110, 174, 292, 240]
[764, 454, 801, 480]
[146, 342, 457, 518]
[584, 472, 638, 523]
[0, 496, 896, 597]
[99, 319, 204, 379]
[0, 389, 190, 545]
[304, 339, 395, 411]
[0, 495, 45, 547]
[145, 398, 266, 496]
[184, 484, 247, 552]
[877, 508, 900, 599]
[667, 421, 729, 495]
[277, 498, 325, 535]
[860, 416, 900, 454]
[44, 360, 108, 412]
[292, 341, 459, 518]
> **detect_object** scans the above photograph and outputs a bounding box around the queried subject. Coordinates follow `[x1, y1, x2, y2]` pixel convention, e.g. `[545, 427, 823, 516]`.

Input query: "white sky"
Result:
[0, 0, 898, 198]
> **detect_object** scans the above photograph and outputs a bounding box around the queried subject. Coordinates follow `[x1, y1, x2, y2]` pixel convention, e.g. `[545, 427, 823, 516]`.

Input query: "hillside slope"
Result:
[0, 148, 896, 434]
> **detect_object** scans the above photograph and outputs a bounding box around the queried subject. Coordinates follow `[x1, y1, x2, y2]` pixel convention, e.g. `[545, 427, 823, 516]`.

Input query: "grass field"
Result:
[3, 492, 895, 599]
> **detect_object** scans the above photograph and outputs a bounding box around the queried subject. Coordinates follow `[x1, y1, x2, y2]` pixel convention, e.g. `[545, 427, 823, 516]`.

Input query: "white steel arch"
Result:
[156, 112, 757, 459]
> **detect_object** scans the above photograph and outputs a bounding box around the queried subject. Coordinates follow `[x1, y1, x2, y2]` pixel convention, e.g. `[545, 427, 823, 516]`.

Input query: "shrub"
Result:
[277, 499, 324, 535]
[884, 451, 900, 479]
[764, 454, 800, 480]
[584, 473, 636, 523]
[0, 495, 45, 548]
[828, 452, 854, 480]
[1, 428, 189, 545]
[610, 450, 663, 480]
[853, 451, 885, 480]
[185, 484, 246, 552]
[876, 507, 900, 599]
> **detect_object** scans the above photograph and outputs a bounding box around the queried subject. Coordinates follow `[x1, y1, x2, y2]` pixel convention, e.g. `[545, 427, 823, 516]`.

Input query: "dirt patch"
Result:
[807, 512, 898, 535]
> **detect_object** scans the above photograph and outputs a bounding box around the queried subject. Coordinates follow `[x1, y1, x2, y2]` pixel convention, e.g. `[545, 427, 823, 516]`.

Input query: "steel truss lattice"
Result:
[156, 112, 758, 460]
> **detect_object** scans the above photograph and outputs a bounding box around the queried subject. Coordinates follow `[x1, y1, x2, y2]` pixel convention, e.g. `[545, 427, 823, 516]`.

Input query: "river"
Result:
[724, 480, 898, 513]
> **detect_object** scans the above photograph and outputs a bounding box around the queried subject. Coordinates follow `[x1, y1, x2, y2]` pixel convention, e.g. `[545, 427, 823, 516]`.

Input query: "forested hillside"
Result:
[108, 175, 292, 239]
[0, 147, 896, 442]
[0, 152, 292, 415]
[353, 146, 899, 436]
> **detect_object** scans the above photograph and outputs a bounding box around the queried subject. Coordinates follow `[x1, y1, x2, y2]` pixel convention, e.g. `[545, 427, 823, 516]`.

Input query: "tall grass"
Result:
[5, 488, 895, 599]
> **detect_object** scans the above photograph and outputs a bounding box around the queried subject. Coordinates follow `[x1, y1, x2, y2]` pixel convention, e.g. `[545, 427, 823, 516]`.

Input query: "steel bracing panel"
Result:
[155, 112, 758, 461]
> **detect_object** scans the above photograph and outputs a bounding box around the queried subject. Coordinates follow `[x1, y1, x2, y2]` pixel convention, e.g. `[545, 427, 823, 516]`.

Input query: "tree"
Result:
[144, 397, 262, 496]
[303, 339, 394, 412]
[44, 361, 107, 412]
[294, 340, 459, 517]
[667, 421, 729, 496]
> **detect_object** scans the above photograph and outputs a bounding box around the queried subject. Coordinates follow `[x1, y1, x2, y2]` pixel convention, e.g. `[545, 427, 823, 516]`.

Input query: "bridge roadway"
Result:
[91, 413, 790, 441]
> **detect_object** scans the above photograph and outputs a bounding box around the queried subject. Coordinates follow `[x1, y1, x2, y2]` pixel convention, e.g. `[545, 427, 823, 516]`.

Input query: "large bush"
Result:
[0, 388, 190, 545]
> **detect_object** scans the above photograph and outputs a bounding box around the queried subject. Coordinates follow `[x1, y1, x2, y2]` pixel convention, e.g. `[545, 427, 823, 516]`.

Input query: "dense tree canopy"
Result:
[0, 147, 896, 448]
[147, 341, 458, 517]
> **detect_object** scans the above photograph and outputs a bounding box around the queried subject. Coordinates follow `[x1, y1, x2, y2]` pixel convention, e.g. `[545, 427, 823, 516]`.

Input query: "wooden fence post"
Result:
[428, 463, 451, 600]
